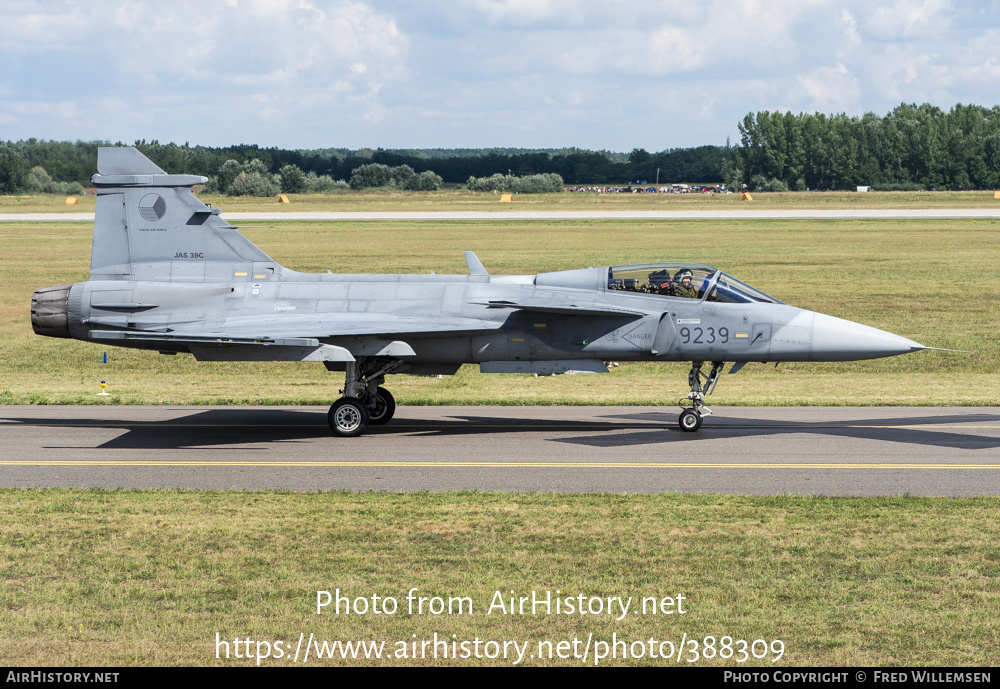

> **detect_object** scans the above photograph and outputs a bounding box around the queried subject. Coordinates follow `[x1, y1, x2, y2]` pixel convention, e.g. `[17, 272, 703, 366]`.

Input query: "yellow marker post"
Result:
[500, 193, 513, 202]
[278, 194, 290, 204]
[65, 197, 78, 205]
[994, 191, 1000, 199]
[741, 192, 753, 201]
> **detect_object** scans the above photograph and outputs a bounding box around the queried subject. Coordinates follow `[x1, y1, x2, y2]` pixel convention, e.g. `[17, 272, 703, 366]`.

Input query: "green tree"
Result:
[411, 170, 443, 191]
[216, 159, 243, 195]
[243, 158, 269, 177]
[279, 164, 306, 194]
[350, 163, 392, 189]
[23, 166, 54, 193]
[0, 145, 28, 194]
[466, 172, 563, 193]
[388, 164, 416, 189]
[228, 171, 279, 196]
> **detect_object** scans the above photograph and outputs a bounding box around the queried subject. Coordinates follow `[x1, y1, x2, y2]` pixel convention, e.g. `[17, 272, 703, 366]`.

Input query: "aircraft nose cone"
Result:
[810, 312, 925, 361]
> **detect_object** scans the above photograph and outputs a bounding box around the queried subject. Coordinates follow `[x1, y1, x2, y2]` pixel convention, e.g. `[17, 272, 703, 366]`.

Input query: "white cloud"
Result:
[0, 1, 409, 88]
[469, 0, 586, 27]
[0, 0, 412, 144]
[0, 99, 83, 121]
[798, 64, 860, 111]
[525, 0, 831, 78]
[0, 0, 997, 150]
[959, 28, 1000, 71]
[840, 10, 862, 49]
[863, 0, 954, 40]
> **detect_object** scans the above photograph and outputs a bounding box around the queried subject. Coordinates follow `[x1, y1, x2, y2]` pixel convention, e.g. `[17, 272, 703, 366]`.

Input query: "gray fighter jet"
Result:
[31, 147, 936, 436]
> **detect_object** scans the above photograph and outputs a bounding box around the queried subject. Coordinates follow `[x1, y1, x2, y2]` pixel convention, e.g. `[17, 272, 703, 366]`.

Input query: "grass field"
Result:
[1, 216, 996, 405]
[4, 188, 1000, 213]
[2, 490, 998, 666]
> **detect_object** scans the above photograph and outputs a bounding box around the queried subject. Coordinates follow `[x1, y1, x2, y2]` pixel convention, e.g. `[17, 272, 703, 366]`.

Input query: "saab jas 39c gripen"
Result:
[32, 147, 938, 436]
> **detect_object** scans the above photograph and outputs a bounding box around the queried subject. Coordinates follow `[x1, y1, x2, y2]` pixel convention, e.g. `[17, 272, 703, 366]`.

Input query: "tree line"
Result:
[727, 103, 1000, 191]
[3, 103, 1000, 194]
[0, 139, 726, 192]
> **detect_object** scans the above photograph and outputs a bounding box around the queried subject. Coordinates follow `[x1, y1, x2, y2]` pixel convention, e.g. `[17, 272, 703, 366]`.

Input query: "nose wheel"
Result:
[678, 408, 703, 432]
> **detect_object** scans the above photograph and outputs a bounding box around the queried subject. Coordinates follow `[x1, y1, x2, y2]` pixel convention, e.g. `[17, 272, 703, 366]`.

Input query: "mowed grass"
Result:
[5, 188, 1000, 213]
[2, 489, 998, 666]
[1, 217, 996, 405]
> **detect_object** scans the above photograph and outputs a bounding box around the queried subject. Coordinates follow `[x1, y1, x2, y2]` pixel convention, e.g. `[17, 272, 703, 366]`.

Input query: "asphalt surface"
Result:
[2, 405, 999, 495]
[4, 208, 1000, 222]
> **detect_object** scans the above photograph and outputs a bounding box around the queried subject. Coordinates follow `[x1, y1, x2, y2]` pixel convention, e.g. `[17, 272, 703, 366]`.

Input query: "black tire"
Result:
[328, 398, 369, 437]
[678, 408, 703, 432]
[367, 387, 396, 425]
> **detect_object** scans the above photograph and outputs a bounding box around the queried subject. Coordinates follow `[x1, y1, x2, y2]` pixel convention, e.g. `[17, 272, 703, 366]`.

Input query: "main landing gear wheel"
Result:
[328, 398, 369, 437]
[367, 387, 396, 425]
[678, 408, 703, 432]
[329, 357, 404, 437]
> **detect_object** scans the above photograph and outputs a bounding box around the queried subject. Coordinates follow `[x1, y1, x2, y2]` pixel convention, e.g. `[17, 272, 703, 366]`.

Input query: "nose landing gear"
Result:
[678, 360, 724, 432]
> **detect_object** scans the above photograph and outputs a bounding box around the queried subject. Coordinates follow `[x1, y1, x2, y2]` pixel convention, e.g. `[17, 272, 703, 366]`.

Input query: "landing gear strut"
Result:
[328, 357, 401, 437]
[678, 360, 724, 432]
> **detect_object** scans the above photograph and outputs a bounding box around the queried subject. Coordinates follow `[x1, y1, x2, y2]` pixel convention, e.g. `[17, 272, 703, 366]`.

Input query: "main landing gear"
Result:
[328, 358, 401, 437]
[678, 361, 724, 432]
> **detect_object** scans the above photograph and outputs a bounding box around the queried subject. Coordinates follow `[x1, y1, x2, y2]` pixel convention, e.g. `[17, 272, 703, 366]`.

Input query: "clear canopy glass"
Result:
[607, 263, 782, 304]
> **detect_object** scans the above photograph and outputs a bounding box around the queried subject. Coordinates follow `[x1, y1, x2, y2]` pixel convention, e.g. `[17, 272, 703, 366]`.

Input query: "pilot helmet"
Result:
[675, 269, 694, 283]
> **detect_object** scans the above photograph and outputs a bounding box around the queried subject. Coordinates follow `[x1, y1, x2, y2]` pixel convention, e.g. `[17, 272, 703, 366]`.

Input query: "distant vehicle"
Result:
[31, 147, 945, 436]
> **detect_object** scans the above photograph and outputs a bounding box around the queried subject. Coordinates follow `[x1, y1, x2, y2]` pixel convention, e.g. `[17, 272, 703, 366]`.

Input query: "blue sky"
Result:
[1, 0, 998, 151]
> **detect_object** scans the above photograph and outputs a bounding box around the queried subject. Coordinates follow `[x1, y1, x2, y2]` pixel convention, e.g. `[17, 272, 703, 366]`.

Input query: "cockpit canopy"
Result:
[608, 262, 782, 304]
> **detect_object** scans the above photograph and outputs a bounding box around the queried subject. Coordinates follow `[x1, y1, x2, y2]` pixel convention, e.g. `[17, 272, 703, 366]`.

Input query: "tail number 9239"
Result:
[679, 326, 729, 345]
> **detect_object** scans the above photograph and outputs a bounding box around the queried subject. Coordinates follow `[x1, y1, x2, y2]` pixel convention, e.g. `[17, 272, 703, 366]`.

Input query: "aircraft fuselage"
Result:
[40, 270, 922, 369]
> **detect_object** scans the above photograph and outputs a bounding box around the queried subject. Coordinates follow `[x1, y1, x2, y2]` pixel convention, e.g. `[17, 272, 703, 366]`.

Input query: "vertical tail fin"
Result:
[91, 147, 275, 281]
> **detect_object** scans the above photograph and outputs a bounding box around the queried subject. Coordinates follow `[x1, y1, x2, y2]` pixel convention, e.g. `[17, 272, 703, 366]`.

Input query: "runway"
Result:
[2, 406, 999, 495]
[4, 208, 1000, 222]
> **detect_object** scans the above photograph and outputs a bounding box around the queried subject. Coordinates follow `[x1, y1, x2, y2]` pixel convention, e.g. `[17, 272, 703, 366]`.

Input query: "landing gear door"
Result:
[651, 313, 676, 356]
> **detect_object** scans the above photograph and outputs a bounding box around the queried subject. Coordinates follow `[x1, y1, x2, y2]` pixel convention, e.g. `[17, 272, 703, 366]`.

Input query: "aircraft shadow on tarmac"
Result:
[554, 411, 1000, 450]
[5, 409, 1000, 452]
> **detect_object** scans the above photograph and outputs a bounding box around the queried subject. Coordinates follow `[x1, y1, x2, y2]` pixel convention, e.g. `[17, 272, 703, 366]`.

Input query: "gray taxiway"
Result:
[2, 405, 998, 496]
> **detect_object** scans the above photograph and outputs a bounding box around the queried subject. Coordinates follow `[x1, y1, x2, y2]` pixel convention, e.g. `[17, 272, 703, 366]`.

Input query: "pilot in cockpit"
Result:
[673, 269, 698, 298]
